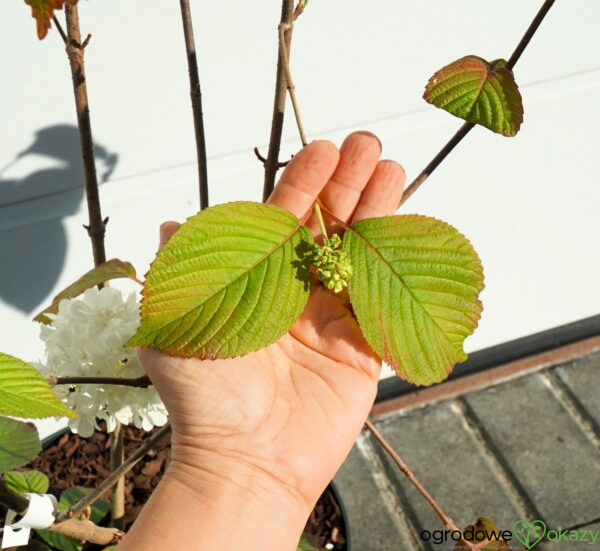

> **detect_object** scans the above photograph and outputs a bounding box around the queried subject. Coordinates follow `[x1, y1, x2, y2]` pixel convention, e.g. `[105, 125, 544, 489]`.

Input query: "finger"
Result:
[318, 131, 382, 225]
[351, 160, 406, 223]
[267, 140, 339, 219]
[159, 221, 181, 249]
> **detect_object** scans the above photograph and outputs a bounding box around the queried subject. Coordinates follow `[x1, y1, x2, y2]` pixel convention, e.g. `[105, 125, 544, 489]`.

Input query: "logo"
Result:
[513, 520, 546, 549]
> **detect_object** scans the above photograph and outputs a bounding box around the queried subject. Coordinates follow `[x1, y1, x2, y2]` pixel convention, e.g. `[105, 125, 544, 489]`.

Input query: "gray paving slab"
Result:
[374, 402, 525, 550]
[464, 373, 600, 529]
[334, 441, 421, 551]
[553, 349, 600, 428]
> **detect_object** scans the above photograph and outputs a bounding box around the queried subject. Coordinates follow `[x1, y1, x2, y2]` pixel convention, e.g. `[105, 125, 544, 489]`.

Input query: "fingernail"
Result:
[355, 130, 382, 151]
[159, 221, 179, 249]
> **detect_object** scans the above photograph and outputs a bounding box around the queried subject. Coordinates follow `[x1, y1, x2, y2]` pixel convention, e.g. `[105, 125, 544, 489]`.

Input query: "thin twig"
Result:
[48, 375, 151, 387]
[506, 0, 556, 71]
[399, 122, 474, 206]
[55, 423, 172, 522]
[179, 0, 209, 210]
[64, 4, 107, 267]
[253, 146, 291, 168]
[52, 15, 67, 44]
[364, 420, 477, 551]
[278, 23, 307, 147]
[262, 0, 295, 202]
[400, 0, 557, 206]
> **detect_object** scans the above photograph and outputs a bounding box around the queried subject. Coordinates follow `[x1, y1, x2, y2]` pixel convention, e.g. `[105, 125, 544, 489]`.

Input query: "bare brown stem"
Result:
[63, 4, 124, 521]
[399, 122, 474, 206]
[48, 519, 124, 545]
[364, 419, 477, 550]
[401, 0, 557, 206]
[506, 0, 556, 71]
[64, 5, 107, 267]
[48, 375, 151, 387]
[179, 0, 209, 210]
[55, 423, 172, 522]
[278, 23, 307, 147]
[262, 0, 295, 202]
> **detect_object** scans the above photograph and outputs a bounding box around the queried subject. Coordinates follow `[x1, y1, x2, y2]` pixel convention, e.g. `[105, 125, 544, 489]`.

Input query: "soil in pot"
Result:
[3, 423, 347, 550]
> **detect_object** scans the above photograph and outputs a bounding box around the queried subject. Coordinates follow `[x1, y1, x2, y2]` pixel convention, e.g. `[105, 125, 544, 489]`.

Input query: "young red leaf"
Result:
[424, 55, 523, 137]
[23, 0, 78, 40]
[34, 259, 138, 324]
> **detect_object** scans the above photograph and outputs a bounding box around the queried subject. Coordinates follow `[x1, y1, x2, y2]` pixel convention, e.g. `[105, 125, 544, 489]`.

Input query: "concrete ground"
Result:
[334, 344, 600, 550]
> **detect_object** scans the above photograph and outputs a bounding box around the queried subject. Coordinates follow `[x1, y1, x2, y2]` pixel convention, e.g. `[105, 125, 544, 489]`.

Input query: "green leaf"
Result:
[34, 259, 138, 325]
[0, 352, 76, 419]
[3, 470, 49, 494]
[36, 529, 82, 551]
[0, 416, 41, 473]
[343, 215, 484, 386]
[36, 487, 110, 551]
[424, 55, 523, 136]
[128, 201, 312, 358]
[297, 534, 316, 551]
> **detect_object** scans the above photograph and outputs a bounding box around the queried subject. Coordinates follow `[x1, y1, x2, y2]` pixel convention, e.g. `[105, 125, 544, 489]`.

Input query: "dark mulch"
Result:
[3, 424, 347, 550]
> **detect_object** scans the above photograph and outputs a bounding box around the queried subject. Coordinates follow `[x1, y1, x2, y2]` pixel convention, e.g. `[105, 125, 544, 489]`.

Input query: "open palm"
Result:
[138, 132, 405, 510]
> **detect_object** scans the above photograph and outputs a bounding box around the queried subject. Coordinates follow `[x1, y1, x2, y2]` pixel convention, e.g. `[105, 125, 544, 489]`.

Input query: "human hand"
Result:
[127, 132, 405, 550]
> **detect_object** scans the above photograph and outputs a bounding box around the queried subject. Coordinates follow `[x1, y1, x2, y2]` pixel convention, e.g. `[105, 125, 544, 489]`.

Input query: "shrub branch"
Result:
[179, 0, 209, 210]
[63, 5, 107, 267]
[63, 2, 123, 523]
[48, 374, 151, 387]
[262, 0, 295, 202]
[400, 0, 557, 206]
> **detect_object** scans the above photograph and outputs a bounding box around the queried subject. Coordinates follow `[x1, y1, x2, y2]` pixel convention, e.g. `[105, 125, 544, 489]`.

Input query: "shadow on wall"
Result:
[0, 124, 118, 314]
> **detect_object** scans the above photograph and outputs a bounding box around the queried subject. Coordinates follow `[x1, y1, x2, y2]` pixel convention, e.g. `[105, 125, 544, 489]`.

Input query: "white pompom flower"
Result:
[37, 287, 168, 438]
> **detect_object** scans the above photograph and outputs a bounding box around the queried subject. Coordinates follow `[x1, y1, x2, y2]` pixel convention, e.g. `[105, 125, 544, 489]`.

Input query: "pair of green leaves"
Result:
[128, 202, 484, 386]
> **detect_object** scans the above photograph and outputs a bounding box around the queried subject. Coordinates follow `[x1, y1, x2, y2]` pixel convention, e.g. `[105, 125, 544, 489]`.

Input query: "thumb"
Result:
[159, 221, 181, 249]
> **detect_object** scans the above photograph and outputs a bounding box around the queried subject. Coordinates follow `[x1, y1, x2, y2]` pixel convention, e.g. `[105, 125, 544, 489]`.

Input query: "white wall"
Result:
[2, 1, 599, 386]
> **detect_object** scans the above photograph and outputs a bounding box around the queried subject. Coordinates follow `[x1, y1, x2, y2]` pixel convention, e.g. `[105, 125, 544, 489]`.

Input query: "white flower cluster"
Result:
[36, 287, 168, 438]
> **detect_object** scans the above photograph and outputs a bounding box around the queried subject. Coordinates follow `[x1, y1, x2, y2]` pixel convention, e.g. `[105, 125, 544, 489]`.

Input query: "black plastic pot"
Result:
[41, 428, 352, 549]
[330, 480, 352, 551]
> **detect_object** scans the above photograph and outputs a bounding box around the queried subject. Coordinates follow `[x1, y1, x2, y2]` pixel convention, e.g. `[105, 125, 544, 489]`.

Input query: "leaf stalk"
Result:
[313, 203, 328, 239]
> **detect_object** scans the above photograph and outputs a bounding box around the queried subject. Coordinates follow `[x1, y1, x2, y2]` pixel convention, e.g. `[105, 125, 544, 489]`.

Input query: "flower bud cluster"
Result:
[305, 233, 353, 293]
